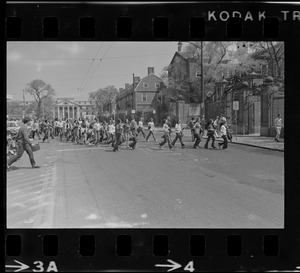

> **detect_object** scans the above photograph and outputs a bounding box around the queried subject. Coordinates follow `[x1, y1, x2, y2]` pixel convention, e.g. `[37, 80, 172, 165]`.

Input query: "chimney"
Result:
[125, 83, 130, 90]
[148, 67, 154, 75]
[178, 42, 183, 52]
[134, 76, 140, 83]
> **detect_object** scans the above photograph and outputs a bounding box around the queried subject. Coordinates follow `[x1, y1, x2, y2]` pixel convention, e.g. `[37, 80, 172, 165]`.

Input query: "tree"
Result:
[177, 42, 263, 100]
[26, 79, 55, 119]
[251, 42, 284, 82]
[88, 85, 118, 115]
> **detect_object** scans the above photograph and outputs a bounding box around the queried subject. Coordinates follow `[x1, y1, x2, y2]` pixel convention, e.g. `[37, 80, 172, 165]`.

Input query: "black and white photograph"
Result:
[6, 41, 284, 229]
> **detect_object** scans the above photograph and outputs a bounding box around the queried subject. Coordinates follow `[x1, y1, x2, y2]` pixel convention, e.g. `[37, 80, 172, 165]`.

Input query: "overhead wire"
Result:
[80, 42, 114, 92]
[78, 42, 104, 92]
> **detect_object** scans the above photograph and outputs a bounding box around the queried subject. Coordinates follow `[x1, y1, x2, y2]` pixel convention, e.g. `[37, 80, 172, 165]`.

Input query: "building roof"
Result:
[134, 73, 163, 92]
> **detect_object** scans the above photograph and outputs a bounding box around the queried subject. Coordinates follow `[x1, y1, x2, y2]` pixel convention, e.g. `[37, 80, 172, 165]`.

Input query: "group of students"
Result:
[158, 115, 230, 150]
[29, 114, 231, 151]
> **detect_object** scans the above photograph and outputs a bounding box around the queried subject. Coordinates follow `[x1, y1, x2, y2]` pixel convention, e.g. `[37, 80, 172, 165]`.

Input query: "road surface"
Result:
[7, 133, 284, 228]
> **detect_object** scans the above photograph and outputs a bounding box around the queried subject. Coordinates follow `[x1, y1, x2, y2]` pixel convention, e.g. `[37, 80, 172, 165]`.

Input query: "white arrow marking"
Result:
[5, 260, 30, 272]
[155, 259, 182, 272]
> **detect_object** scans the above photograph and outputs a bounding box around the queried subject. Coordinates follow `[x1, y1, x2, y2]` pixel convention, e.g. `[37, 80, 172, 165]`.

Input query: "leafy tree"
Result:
[26, 79, 55, 119]
[88, 85, 118, 115]
[250, 42, 284, 82]
[164, 42, 264, 103]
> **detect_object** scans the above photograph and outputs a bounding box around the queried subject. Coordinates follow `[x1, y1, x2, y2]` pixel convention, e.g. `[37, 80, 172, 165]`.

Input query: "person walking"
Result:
[204, 119, 217, 149]
[188, 117, 196, 142]
[171, 118, 185, 148]
[213, 116, 219, 134]
[146, 118, 157, 142]
[159, 119, 173, 150]
[93, 119, 100, 145]
[31, 119, 41, 140]
[218, 120, 228, 149]
[123, 119, 131, 148]
[128, 118, 138, 150]
[72, 120, 79, 143]
[42, 119, 50, 143]
[137, 117, 146, 139]
[7, 117, 40, 170]
[106, 120, 115, 147]
[274, 113, 283, 142]
[166, 115, 173, 142]
[113, 119, 124, 152]
[193, 117, 202, 149]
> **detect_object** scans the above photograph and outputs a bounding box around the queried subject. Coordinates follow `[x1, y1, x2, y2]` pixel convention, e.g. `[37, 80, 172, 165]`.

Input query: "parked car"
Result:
[7, 121, 20, 135]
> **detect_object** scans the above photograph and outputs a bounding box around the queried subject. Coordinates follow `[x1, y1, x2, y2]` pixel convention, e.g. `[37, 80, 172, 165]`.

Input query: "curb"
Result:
[226, 140, 284, 152]
[202, 137, 284, 152]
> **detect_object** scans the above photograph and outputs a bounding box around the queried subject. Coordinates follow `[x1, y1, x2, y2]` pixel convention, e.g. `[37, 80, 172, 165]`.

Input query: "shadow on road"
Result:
[7, 166, 33, 171]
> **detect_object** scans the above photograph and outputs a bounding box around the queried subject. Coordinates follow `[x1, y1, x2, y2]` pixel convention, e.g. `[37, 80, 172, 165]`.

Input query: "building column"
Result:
[72, 106, 74, 119]
[68, 107, 70, 119]
[63, 107, 65, 119]
[58, 107, 60, 119]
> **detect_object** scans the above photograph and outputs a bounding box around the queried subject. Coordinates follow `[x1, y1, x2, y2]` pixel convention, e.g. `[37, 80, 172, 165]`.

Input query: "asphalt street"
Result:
[6, 132, 284, 228]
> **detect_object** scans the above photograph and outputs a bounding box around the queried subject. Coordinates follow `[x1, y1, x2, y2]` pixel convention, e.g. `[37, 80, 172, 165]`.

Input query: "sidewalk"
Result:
[213, 133, 284, 152]
[149, 127, 284, 152]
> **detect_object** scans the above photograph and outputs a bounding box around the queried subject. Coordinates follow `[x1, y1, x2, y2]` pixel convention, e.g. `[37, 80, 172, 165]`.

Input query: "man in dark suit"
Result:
[7, 117, 40, 170]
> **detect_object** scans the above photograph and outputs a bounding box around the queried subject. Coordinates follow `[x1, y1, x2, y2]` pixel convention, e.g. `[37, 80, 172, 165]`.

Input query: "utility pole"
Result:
[200, 41, 205, 124]
[23, 88, 26, 118]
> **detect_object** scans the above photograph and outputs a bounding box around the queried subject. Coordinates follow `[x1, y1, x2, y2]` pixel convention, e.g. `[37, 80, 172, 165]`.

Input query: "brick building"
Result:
[115, 67, 164, 122]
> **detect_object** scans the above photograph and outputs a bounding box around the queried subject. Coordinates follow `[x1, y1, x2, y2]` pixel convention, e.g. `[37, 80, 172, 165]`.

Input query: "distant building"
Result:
[53, 97, 97, 119]
[115, 67, 164, 121]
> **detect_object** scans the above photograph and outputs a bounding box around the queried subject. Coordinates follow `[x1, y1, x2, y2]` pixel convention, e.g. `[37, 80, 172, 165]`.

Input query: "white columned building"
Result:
[53, 97, 97, 120]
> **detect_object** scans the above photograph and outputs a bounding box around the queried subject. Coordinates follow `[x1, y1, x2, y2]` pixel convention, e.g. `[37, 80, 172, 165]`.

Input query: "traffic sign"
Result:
[233, 101, 239, 110]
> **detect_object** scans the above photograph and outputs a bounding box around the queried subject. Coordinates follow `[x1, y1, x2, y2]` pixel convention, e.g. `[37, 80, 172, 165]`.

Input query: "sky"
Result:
[7, 41, 179, 101]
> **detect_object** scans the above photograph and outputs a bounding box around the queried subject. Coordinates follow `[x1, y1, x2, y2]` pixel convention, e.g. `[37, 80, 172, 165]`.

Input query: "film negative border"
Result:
[4, 1, 300, 272]
[4, 229, 300, 272]
[4, 2, 300, 41]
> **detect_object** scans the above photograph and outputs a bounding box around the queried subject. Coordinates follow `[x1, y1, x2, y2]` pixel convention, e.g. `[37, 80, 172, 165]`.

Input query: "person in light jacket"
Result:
[146, 118, 157, 142]
[193, 117, 202, 149]
[218, 120, 228, 149]
[171, 118, 185, 148]
[159, 119, 173, 150]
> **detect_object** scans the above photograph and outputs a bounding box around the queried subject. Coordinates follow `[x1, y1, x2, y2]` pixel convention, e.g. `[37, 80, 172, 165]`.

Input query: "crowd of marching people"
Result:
[20, 114, 231, 152]
[7, 114, 232, 170]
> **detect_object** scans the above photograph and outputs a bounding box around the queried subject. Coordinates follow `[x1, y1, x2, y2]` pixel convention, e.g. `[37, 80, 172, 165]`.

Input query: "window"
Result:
[142, 93, 147, 102]
[143, 82, 148, 88]
[155, 82, 160, 88]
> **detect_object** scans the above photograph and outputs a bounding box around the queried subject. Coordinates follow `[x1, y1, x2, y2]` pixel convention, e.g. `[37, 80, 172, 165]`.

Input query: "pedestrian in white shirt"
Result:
[93, 119, 101, 145]
[159, 119, 173, 150]
[274, 113, 283, 142]
[137, 118, 146, 139]
[218, 120, 228, 149]
[106, 120, 115, 146]
[171, 118, 185, 148]
[146, 118, 157, 142]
